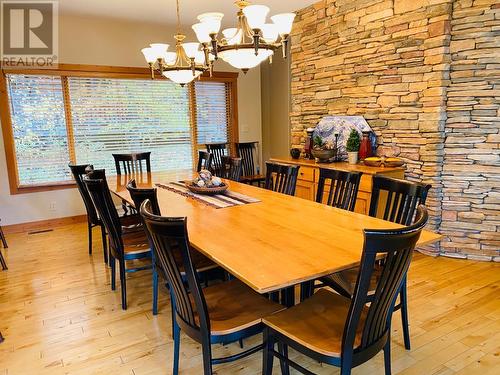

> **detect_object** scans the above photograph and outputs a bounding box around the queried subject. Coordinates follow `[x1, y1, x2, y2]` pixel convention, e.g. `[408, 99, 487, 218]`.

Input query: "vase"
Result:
[358, 132, 372, 160]
[290, 148, 301, 159]
[348, 152, 358, 165]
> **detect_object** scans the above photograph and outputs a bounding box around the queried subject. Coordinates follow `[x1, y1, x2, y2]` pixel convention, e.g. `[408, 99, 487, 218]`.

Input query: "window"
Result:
[0, 65, 238, 193]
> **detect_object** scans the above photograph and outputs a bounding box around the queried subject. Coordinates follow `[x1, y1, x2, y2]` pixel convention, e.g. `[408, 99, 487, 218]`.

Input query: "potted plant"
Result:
[346, 129, 361, 164]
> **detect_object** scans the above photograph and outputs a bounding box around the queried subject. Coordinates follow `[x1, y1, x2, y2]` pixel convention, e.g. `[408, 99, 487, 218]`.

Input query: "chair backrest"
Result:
[113, 152, 151, 175]
[140, 200, 209, 340]
[315, 168, 363, 211]
[197, 150, 213, 172]
[69, 163, 99, 225]
[220, 156, 242, 182]
[264, 162, 300, 196]
[206, 143, 227, 175]
[342, 206, 428, 362]
[83, 169, 123, 254]
[126, 179, 161, 216]
[370, 176, 431, 225]
[236, 142, 259, 177]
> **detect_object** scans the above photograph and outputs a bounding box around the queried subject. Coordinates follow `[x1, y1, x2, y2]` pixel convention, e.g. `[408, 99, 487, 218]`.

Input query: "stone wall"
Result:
[290, 0, 499, 259]
[441, 0, 499, 260]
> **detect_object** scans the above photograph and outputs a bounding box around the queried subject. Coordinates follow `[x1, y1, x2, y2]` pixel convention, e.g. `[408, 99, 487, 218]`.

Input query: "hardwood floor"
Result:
[0, 223, 498, 374]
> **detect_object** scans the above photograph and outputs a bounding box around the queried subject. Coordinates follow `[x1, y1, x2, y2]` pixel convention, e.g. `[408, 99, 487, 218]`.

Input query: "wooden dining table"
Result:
[108, 170, 442, 296]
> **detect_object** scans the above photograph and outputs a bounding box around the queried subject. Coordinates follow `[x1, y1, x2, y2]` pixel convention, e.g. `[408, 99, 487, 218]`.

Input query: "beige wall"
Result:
[0, 14, 262, 225]
[261, 51, 291, 163]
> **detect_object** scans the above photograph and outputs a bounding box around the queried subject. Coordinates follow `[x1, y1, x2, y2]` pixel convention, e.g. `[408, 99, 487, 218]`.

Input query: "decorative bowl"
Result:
[364, 157, 404, 167]
[311, 148, 335, 162]
[363, 157, 382, 167]
[185, 181, 228, 195]
[290, 148, 301, 159]
[384, 157, 405, 167]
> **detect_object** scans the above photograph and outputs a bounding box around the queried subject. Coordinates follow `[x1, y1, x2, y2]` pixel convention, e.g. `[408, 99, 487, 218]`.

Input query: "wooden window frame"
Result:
[0, 64, 239, 194]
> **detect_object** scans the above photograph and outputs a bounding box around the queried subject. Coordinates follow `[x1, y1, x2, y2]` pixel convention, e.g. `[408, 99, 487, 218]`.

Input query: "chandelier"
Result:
[192, 1, 295, 72]
[141, 0, 212, 85]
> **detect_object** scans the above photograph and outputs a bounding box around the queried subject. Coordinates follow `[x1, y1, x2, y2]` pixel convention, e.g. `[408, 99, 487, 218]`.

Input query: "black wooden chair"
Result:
[140, 200, 284, 375]
[316, 168, 363, 211]
[113, 152, 151, 175]
[236, 142, 265, 186]
[206, 143, 227, 175]
[84, 169, 152, 310]
[69, 164, 109, 263]
[263, 206, 429, 375]
[264, 162, 300, 196]
[327, 176, 431, 350]
[197, 150, 213, 172]
[219, 156, 242, 182]
[0, 219, 7, 271]
[300, 168, 363, 299]
[126, 180, 216, 316]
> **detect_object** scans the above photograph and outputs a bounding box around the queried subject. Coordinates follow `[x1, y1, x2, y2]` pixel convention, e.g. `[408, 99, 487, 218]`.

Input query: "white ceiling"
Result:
[59, 0, 315, 27]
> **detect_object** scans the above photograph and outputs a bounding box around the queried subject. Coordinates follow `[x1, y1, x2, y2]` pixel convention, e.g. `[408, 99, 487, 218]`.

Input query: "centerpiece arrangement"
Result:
[346, 130, 361, 164]
[185, 169, 228, 195]
[311, 135, 336, 163]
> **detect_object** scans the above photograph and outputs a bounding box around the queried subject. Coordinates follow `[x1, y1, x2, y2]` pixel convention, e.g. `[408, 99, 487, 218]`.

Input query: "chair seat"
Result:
[323, 264, 383, 296]
[240, 174, 266, 183]
[122, 230, 150, 255]
[263, 289, 367, 357]
[197, 279, 284, 336]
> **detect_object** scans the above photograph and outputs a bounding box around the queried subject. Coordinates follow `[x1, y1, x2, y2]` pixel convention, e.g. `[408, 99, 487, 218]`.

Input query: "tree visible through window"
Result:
[3, 71, 236, 190]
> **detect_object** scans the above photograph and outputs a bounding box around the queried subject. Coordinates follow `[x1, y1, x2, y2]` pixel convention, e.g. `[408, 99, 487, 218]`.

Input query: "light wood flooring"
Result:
[0, 223, 499, 374]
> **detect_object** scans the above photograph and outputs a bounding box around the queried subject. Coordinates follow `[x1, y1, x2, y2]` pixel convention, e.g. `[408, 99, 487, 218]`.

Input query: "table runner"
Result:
[156, 182, 261, 209]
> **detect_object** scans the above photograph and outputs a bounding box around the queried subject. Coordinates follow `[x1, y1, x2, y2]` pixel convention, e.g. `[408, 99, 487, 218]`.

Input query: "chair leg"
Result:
[119, 259, 127, 310]
[263, 328, 274, 375]
[152, 269, 159, 315]
[0, 226, 8, 248]
[110, 255, 116, 291]
[172, 318, 181, 375]
[87, 221, 93, 255]
[238, 338, 244, 348]
[278, 342, 290, 375]
[100, 224, 108, 264]
[383, 338, 392, 375]
[0, 250, 7, 271]
[201, 340, 213, 375]
[400, 277, 411, 350]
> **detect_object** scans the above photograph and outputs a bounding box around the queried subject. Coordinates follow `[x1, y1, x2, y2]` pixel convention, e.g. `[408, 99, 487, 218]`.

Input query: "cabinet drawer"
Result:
[297, 166, 315, 182]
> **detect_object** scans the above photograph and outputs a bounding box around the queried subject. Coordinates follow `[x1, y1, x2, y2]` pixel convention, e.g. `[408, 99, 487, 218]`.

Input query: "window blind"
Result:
[68, 77, 193, 172]
[6, 74, 71, 185]
[194, 81, 231, 146]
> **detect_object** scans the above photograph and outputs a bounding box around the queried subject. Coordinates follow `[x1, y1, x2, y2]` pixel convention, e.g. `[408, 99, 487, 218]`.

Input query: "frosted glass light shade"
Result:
[149, 43, 169, 59]
[194, 51, 205, 64]
[261, 24, 279, 43]
[192, 23, 211, 43]
[163, 69, 202, 85]
[141, 47, 157, 63]
[197, 12, 224, 35]
[182, 42, 200, 58]
[164, 52, 177, 65]
[219, 48, 272, 70]
[271, 13, 295, 35]
[222, 28, 241, 45]
[243, 5, 269, 30]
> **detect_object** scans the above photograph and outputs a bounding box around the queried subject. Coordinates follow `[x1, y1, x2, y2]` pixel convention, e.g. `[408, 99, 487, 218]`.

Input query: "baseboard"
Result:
[3, 215, 88, 234]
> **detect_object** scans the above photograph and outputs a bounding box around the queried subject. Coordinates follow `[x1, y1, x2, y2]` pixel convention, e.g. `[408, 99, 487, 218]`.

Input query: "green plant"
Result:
[346, 129, 361, 152]
[313, 135, 324, 148]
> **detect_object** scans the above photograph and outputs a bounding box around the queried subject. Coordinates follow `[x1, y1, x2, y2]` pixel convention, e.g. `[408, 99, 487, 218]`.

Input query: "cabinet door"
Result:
[295, 180, 315, 201]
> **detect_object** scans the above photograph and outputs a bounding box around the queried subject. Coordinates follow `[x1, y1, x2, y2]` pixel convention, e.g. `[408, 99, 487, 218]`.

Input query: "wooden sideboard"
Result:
[269, 157, 405, 215]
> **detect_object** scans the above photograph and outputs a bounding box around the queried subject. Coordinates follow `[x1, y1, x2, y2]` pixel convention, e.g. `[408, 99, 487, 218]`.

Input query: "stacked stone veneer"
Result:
[290, 0, 499, 260]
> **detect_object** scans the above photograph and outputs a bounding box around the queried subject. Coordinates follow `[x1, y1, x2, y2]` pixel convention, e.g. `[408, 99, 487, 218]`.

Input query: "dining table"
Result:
[108, 170, 442, 300]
